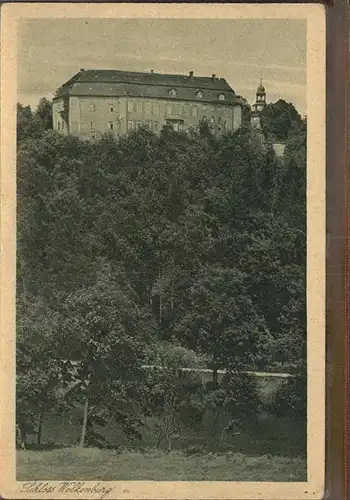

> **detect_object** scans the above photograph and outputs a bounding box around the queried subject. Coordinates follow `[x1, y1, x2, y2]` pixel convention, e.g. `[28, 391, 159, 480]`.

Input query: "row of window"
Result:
[86, 100, 233, 116]
[128, 101, 232, 117]
[202, 116, 227, 125]
[57, 121, 65, 130]
[128, 120, 160, 132]
[82, 113, 231, 133]
[87, 116, 228, 131]
[89, 120, 161, 132]
[89, 103, 117, 112]
[168, 88, 226, 101]
[89, 121, 117, 130]
[128, 101, 159, 115]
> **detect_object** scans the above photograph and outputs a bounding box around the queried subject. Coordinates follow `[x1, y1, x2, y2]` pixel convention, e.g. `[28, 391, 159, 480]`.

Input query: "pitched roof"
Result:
[54, 69, 240, 105]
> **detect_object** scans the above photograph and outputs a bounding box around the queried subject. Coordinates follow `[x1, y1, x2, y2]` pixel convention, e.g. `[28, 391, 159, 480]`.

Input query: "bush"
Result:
[202, 372, 261, 444]
[268, 374, 306, 420]
[222, 371, 261, 424]
[140, 366, 205, 451]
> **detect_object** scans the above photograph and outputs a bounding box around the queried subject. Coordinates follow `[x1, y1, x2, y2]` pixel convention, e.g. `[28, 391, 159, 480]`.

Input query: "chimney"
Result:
[189, 71, 194, 79]
[212, 74, 216, 81]
[150, 69, 154, 74]
[80, 68, 85, 72]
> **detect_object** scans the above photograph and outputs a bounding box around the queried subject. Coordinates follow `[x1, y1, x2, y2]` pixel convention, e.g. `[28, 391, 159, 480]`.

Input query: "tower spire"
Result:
[250, 79, 267, 130]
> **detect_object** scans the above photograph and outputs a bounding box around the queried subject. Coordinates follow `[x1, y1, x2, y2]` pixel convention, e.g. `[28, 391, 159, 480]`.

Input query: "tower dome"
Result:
[257, 79, 265, 94]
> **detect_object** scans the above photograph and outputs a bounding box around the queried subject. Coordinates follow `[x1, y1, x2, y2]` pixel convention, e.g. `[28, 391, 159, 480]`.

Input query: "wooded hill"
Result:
[16, 99, 307, 449]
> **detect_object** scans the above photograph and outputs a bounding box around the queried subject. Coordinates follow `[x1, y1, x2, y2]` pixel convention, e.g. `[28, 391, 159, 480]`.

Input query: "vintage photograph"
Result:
[0, 4, 326, 498]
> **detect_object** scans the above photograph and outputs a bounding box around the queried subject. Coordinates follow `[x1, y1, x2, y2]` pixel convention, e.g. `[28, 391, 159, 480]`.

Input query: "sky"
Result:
[18, 18, 306, 115]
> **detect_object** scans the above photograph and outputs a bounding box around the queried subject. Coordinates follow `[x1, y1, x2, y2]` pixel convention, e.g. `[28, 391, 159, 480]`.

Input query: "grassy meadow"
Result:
[17, 448, 306, 482]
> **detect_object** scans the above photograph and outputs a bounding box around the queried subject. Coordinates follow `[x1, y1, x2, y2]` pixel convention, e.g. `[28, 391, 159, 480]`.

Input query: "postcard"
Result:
[0, 3, 326, 499]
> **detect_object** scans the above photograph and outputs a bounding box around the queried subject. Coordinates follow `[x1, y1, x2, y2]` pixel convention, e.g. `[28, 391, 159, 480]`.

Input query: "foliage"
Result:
[16, 99, 307, 448]
[59, 264, 156, 446]
[16, 292, 69, 443]
[141, 366, 204, 451]
[204, 371, 261, 443]
[260, 99, 304, 142]
[35, 98, 53, 130]
[17, 99, 53, 143]
[268, 372, 307, 420]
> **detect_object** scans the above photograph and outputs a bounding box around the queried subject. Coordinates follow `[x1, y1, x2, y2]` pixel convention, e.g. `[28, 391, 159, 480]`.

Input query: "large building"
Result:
[52, 69, 245, 140]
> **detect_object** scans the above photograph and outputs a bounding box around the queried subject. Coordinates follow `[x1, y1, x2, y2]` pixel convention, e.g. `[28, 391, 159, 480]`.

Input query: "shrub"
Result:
[203, 371, 261, 444]
[221, 371, 262, 424]
[268, 374, 306, 420]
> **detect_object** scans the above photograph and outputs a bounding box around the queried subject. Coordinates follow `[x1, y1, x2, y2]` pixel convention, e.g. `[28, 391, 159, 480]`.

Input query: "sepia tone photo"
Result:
[0, 3, 326, 499]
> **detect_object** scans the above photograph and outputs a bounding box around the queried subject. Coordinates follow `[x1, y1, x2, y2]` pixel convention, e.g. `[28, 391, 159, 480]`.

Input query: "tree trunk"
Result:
[212, 366, 218, 387]
[37, 409, 45, 445]
[16, 422, 26, 450]
[170, 280, 174, 312]
[156, 432, 165, 449]
[159, 292, 162, 325]
[219, 427, 226, 445]
[79, 395, 89, 448]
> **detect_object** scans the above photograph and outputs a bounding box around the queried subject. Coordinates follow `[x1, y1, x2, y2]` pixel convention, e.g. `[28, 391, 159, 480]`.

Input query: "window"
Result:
[176, 103, 182, 115]
[184, 104, 189, 116]
[145, 102, 152, 115]
[108, 122, 114, 130]
[145, 120, 152, 129]
[136, 121, 142, 129]
[91, 132, 96, 139]
[152, 103, 159, 115]
[128, 120, 134, 130]
[90, 103, 96, 112]
[192, 105, 198, 117]
[128, 101, 134, 113]
[203, 105, 207, 111]
[218, 93, 225, 101]
[90, 121, 95, 129]
[154, 121, 159, 132]
[166, 104, 172, 115]
[109, 104, 115, 112]
[203, 116, 207, 122]
[169, 89, 177, 98]
[136, 102, 142, 113]
[195, 90, 203, 99]
[211, 106, 216, 112]
[57, 121, 61, 131]
[210, 116, 215, 123]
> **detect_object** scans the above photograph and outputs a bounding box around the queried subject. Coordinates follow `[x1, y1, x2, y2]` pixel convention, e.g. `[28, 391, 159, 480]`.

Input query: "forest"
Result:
[16, 98, 307, 480]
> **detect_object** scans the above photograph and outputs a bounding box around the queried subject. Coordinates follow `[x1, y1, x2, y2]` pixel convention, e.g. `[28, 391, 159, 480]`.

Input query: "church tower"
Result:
[251, 79, 267, 129]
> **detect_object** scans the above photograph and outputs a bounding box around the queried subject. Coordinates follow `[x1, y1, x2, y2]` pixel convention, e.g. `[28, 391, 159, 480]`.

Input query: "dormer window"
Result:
[169, 89, 177, 98]
[218, 93, 225, 101]
[196, 90, 203, 99]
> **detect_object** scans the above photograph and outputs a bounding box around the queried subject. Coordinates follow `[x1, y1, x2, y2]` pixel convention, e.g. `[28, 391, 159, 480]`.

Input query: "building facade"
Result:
[53, 69, 244, 140]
